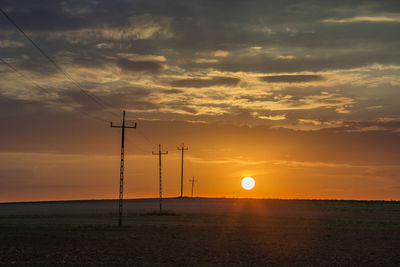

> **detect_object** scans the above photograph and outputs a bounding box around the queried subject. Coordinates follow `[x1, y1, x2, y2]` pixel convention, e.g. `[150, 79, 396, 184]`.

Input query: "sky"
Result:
[0, 0, 400, 202]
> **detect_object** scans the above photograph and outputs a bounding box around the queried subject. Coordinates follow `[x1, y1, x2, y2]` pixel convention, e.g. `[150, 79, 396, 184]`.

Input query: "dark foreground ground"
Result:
[0, 198, 399, 266]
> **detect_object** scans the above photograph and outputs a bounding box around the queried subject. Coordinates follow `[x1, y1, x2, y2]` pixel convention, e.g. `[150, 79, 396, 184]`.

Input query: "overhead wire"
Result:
[125, 118, 156, 149]
[136, 127, 157, 149]
[0, 8, 154, 198]
[0, 7, 120, 120]
[0, 57, 109, 123]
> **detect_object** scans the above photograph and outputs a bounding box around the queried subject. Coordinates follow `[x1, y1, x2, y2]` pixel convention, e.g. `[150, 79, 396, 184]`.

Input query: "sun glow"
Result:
[241, 177, 255, 190]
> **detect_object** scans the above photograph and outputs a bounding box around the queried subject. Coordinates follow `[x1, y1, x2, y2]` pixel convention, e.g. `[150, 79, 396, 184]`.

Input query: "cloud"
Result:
[161, 89, 183, 94]
[335, 106, 351, 114]
[193, 58, 218, 63]
[298, 119, 324, 126]
[0, 40, 25, 48]
[289, 117, 400, 132]
[2, 7, 90, 31]
[116, 53, 166, 62]
[209, 47, 400, 73]
[214, 50, 229, 57]
[323, 15, 400, 23]
[166, 77, 240, 88]
[276, 55, 295, 60]
[260, 75, 324, 83]
[366, 105, 384, 110]
[258, 114, 287, 120]
[378, 117, 400, 123]
[1, 0, 400, 132]
[123, 14, 174, 40]
[96, 43, 114, 49]
[115, 58, 164, 73]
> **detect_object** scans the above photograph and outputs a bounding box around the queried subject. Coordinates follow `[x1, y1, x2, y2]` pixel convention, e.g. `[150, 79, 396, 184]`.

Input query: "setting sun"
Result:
[241, 177, 255, 190]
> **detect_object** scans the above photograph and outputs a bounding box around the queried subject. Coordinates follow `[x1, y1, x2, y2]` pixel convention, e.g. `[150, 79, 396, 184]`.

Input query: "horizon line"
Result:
[1, 196, 399, 205]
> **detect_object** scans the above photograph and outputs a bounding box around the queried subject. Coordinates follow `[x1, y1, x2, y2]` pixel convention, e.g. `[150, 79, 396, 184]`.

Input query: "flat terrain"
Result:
[0, 198, 399, 266]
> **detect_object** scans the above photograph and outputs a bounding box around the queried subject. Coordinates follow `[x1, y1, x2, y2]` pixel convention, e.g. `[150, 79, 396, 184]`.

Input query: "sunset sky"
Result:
[1, 0, 399, 202]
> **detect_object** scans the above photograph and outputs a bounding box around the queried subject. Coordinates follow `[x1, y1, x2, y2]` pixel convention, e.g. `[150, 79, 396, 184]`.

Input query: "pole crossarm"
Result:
[177, 143, 188, 198]
[110, 110, 136, 227]
[111, 122, 137, 128]
[152, 144, 168, 214]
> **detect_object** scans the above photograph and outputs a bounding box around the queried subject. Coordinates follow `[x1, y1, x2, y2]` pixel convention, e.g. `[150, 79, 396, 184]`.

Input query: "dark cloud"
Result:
[171, 105, 198, 114]
[17, 57, 59, 75]
[235, 95, 274, 102]
[17, 54, 163, 75]
[167, 77, 240, 88]
[0, 93, 47, 119]
[2, 0, 400, 73]
[115, 58, 163, 73]
[342, 119, 400, 132]
[1, 0, 400, 127]
[60, 86, 156, 111]
[201, 49, 400, 73]
[69, 54, 108, 70]
[1, 6, 90, 31]
[161, 89, 183, 94]
[260, 75, 324, 83]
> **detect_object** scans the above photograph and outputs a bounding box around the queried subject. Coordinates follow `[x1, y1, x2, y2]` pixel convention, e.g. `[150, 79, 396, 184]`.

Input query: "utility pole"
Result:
[189, 176, 198, 198]
[177, 143, 188, 198]
[111, 110, 136, 227]
[152, 144, 168, 214]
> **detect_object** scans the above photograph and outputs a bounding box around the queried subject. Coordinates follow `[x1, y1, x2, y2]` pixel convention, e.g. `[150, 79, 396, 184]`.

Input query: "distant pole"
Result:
[111, 110, 136, 227]
[189, 176, 198, 198]
[177, 143, 188, 198]
[152, 144, 168, 214]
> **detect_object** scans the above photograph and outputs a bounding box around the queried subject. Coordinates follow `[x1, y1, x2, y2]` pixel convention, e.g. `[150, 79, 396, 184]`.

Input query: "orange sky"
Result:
[0, 120, 399, 202]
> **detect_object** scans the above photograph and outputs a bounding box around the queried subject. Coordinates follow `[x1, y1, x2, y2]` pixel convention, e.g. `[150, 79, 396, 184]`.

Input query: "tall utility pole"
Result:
[111, 110, 136, 227]
[189, 176, 198, 198]
[152, 144, 168, 214]
[177, 143, 188, 198]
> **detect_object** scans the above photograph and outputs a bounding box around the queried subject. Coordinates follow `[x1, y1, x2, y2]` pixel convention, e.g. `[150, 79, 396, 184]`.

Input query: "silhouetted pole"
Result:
[189, 176, 198, 198]
[152, 144, 168, 214]
[111, 110, 136, 227]
[177, 143, 188, 198]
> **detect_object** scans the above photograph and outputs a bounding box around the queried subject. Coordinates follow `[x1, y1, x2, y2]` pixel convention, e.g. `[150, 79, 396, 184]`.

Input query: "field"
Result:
[0, 198, 399, 266]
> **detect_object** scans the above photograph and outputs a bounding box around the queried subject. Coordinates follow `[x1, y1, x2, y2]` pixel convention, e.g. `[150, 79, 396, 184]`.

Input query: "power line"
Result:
[189, 176, 198, 198]
[110, 110, 137, 227]
[129, 142, 147, 154]
[0, 7, 120, 120]
[152, 144, 168, 214]
[124, 122, 154, 152]
[177, 143, 188, 198]
[136, 127, 157, 148]
[0, 57, 109, 123]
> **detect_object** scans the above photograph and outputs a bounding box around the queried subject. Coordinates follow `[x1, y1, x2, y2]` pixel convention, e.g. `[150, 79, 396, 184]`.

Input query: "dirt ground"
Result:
[0, 198, 399, 266]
